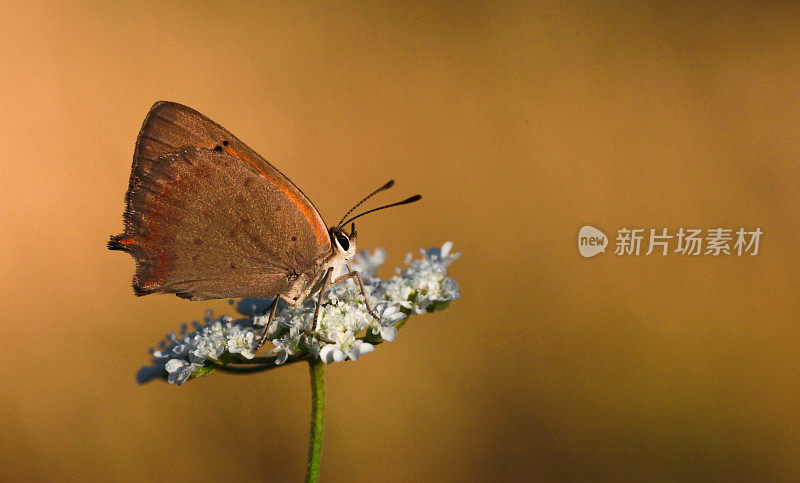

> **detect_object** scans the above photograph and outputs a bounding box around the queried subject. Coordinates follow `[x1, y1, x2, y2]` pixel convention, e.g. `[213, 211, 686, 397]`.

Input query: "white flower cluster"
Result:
[375, 241, 461, 314]
[261, 285, 408, 365]
[143, 314, 257, 385]
[139, 242, 460, 385]
[261, 241, 460, 366]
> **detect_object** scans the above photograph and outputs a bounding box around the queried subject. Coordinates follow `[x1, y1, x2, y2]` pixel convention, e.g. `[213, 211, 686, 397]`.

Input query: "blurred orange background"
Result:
[1, 1, 799, 480]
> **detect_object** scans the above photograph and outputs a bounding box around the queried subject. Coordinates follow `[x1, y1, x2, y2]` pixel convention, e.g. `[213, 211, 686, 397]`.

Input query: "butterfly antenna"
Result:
[340, 194, 422, 227]
[337, 179, 395, 229]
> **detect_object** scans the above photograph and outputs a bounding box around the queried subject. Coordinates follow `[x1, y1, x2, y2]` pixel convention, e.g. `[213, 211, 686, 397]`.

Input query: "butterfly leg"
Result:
[334, 264, 378, 320]
[312, 267, 334, 332]
[256, 294, 296, 351]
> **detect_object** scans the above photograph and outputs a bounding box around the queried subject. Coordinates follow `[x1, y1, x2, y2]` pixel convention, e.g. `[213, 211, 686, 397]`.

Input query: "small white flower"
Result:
[227, 326, 256, 359]
[270, 322, 305, 365]
[275, 348, 290, 365]
[441, 278, 461, 300]
[370, 303, 406, 342]
[165, 359, 200, 386]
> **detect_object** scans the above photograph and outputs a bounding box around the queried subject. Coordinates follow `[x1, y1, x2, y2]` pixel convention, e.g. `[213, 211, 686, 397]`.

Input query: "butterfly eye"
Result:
[335, 233, 350, 251]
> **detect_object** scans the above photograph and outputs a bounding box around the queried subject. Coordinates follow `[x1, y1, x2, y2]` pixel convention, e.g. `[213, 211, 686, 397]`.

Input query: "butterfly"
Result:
[108, 101, 420, 348]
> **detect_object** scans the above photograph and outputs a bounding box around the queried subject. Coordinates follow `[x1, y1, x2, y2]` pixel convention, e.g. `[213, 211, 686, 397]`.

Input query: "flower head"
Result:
[138, 242, 461, 385]
[377, 242, 462, 313]
[139, 312, 258, 386]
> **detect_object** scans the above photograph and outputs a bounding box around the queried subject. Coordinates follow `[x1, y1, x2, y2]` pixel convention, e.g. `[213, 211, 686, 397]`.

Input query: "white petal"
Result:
[351, 341, 374, 360]
[381, 326, 398, 342]
[319, 345, 336, 364]
[165, 359, 187, 374]
[332, 348, 346, 362]
[384, 310, 406, 324]
[441, 241, 453, 258]
[173, 367, 193, 386]
[275, 350, 289, 365]
[167, 371, 182, 385]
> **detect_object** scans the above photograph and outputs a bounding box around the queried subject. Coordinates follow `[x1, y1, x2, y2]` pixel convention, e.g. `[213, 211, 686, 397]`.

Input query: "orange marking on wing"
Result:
[136, 173, 186, 285]
[225, 146, 329, 247]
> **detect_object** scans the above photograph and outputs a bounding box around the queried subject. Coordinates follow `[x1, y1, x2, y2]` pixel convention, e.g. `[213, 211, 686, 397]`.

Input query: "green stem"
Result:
[306, 358, 325, 483]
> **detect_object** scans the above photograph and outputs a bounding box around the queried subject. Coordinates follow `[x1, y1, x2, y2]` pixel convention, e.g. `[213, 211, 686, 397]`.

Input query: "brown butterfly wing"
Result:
[128, 101, 331, 254]
[110, 147, 326, 300]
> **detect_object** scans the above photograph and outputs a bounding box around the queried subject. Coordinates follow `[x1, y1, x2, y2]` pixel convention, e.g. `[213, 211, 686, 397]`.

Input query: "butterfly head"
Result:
[328, 180, 422, 263]
[330, 223, 357, 260]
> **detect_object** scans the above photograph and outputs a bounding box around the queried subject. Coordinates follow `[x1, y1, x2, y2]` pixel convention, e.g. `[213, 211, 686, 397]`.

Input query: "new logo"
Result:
[578, 225, 608, 258]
